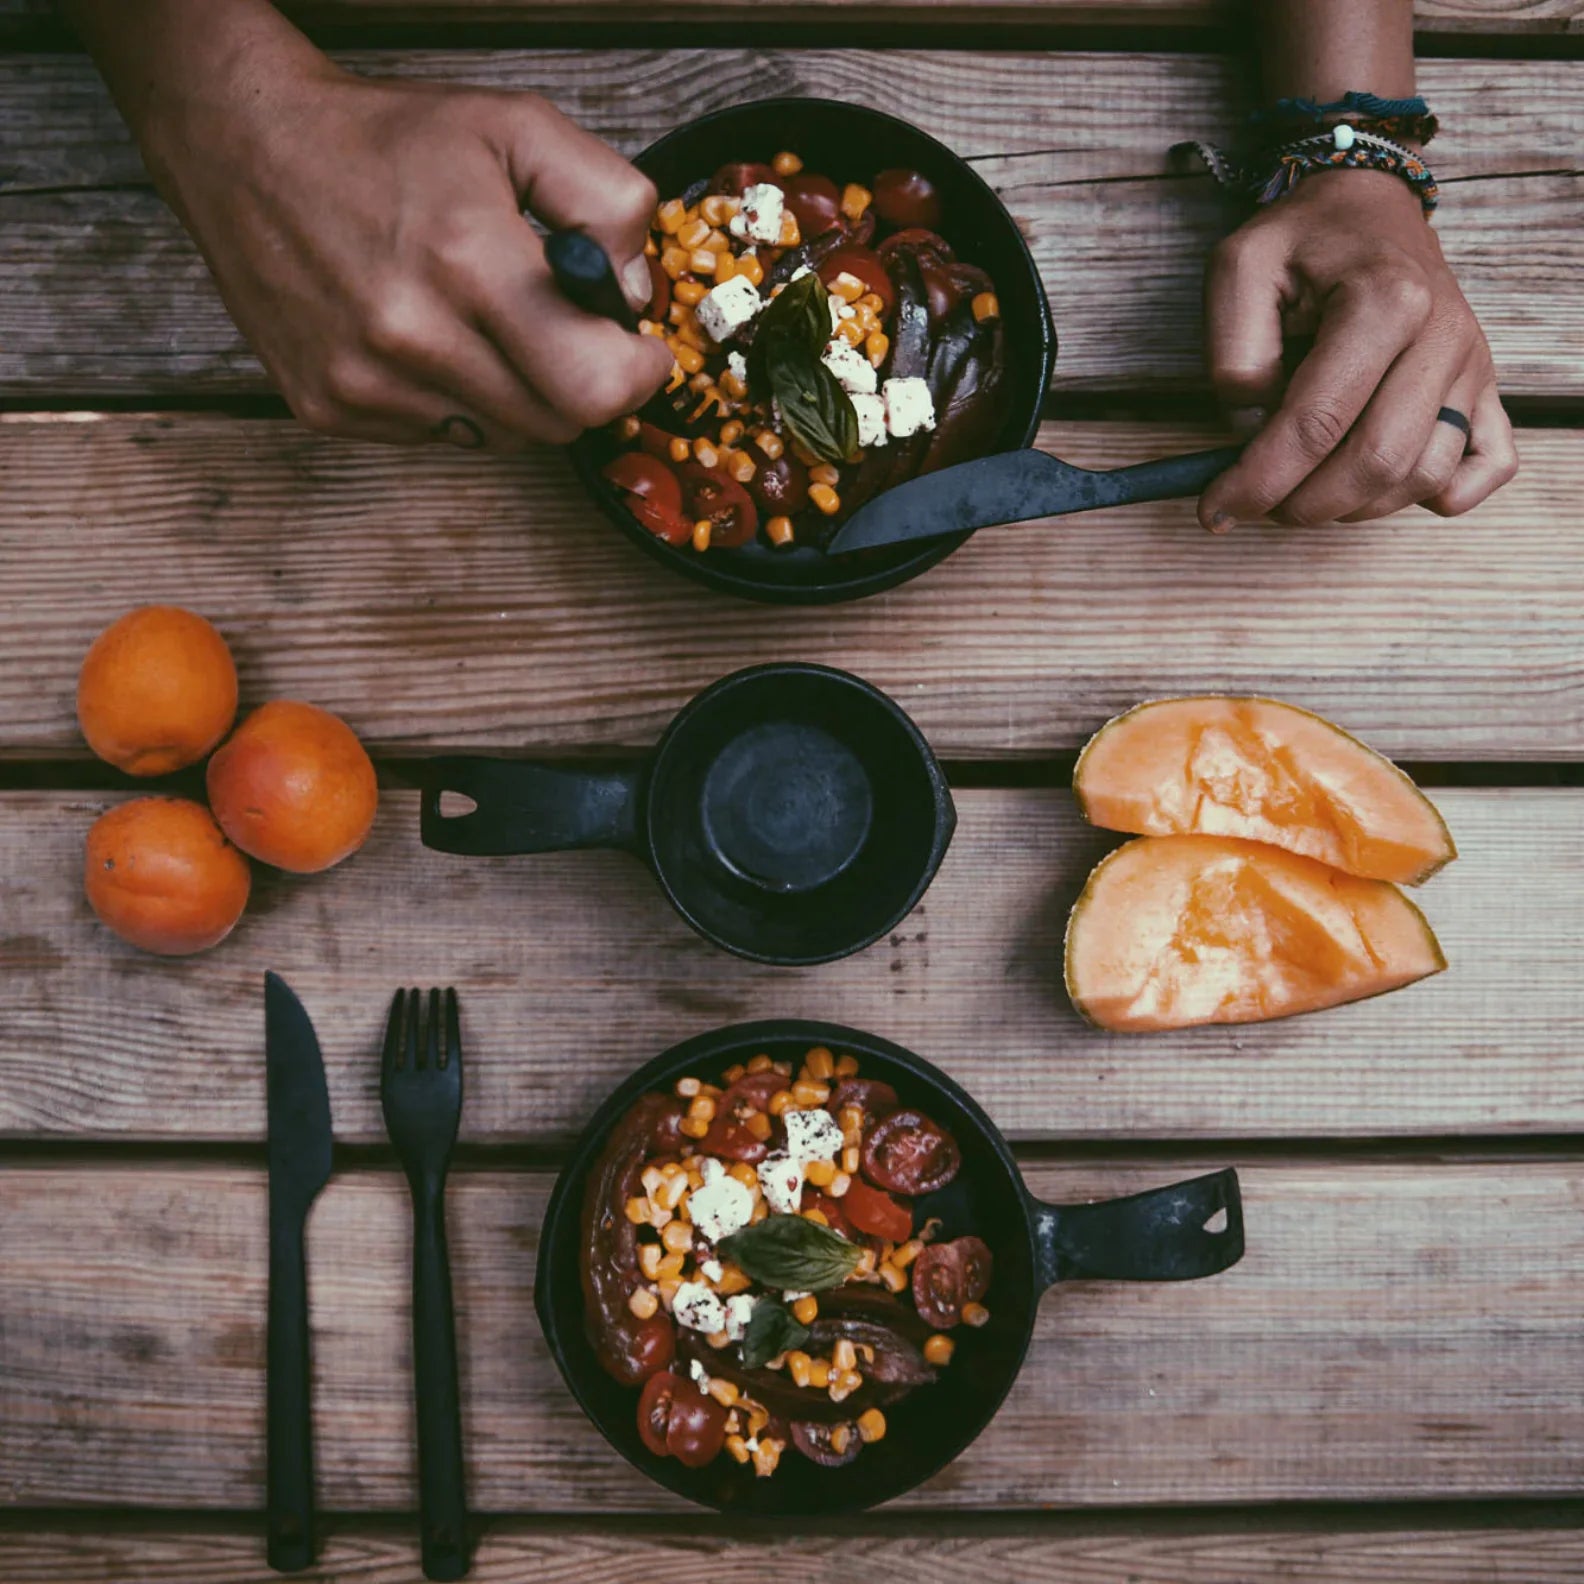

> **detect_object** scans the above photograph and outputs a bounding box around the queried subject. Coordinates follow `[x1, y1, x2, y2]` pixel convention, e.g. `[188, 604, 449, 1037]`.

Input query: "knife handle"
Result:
[545, 229, 638, 331]
[266, 1217, 315, 1573]
[412, 1185, 469, 1581]
[1087, 445, 1244, 510]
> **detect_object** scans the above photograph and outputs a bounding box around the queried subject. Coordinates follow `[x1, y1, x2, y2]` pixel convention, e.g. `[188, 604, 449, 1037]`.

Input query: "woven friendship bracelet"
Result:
[1252, 91, 1440, 149]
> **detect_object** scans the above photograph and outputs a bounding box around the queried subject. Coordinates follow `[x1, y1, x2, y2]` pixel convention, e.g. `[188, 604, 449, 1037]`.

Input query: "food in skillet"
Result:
[603, 150, 1009, 554]
[580, 1046, 990, 1477]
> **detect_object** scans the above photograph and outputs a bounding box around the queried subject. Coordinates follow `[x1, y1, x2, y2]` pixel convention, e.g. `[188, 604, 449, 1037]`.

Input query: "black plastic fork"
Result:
[381, 988, 469, 1581]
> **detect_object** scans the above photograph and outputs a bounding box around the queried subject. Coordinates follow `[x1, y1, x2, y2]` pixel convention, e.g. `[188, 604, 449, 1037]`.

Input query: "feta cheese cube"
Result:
[723, 1294, 758, 1341]
[882, 376, 937, 439]
[757, 1151, 805, 1215]
[687, 1162, 754, 1245]
[784, 1107, 844, 1167]
[695, 274, 764, 344]
[821, 338, 877, 396]
[672, 1281, 727, 1335]
[851, 392, 888, 449]
[729, 182, 785, 245]
[698, 1257, 725, 1282]
[726, 350, 749, 387]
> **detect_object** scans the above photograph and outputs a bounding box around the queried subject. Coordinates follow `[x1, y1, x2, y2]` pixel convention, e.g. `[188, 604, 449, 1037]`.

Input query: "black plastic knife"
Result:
[265, 970, 333, 1573]
[826, 443, 1243, 555]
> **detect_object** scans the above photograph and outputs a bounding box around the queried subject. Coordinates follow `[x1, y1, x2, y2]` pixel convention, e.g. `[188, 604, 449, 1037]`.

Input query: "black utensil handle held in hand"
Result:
[420, 757, 642, 857]
[544, 229, 637, 331]
[412, 1189, 468, 1581]
[266, 1219, 315, 1573]
[1085, 446, 1244, 512]
[1031, 1167, 1245, 1290]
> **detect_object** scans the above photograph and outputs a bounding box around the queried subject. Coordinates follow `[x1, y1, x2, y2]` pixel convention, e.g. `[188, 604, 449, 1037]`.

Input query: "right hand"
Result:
[148, 61, 674, 448]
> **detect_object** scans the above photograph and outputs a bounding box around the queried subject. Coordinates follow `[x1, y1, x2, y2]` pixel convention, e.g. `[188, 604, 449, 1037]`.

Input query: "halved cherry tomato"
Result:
[703, 1068, 791, 1162]
[664, 1379, 729, 1467]
[782, 173, 842, 238]
[877, 228, 954, 264]
[710, 160, 776, 196]
[912, 1235, 993, 1329]
[638, 1369, 680, 1457]
[702, 1117, 767, 1162]
[746, 444, 810, 516]
[792, 1420, 863, 1466]
[604, 451, 693, 545]
[817, 245, 895, 318]
[679, 462, 759, 550]
[646, 255, 671, 319]
[873, 169, 943, 230]
[720, 1070, 793, 1113]
[827, 1078, 899, 1128]
[803, 1190, 857, 1240]
[841, 1178, 913, 1242]
[861, 1109, 961, 1195]
[955, 1234, 993, 1304]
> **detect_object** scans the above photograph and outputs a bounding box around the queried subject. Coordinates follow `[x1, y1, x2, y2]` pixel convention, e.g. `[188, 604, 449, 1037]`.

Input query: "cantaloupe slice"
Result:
[1073, 697, 1455, 886]
[1065, 834, 1445, 1032]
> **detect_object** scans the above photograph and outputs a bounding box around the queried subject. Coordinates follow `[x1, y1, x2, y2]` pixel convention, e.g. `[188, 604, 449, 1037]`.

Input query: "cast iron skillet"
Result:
[419, 664, 955, 966]
[537, 1020, 1245, 1513]
[569, 96, 1056, 604]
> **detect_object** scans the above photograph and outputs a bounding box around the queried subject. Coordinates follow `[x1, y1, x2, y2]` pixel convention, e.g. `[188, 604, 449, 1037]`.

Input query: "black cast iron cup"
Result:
[536, 1019, 1246, 1513]
[419, 665, 954, 966]
[571, 96, 1056, 604]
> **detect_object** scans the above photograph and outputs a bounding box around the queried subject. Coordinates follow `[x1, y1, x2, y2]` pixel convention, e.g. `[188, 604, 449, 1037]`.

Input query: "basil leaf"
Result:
[718, 1215, 863, 1292]
[746, 270, 834, 396]
[765, 338, 860, 466]
[740, 1298, 811, 1370]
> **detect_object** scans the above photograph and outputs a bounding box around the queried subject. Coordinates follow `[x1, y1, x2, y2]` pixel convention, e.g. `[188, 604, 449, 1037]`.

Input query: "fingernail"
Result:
[1206, 510, 1235, 536]
[622, 256, 655, 310]
[1229, 407, 1268, 437]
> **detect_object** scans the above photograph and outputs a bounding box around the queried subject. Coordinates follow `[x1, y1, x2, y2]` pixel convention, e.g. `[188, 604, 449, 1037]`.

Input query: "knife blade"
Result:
[826, 443, 1243, 555]
[265, 970, 332, 1574]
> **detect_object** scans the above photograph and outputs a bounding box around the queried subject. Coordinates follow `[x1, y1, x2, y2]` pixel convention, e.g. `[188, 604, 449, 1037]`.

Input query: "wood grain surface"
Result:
[0, 53, 1578, 395]
[6, 1515, 1584, 1584]
[2, 416, 1580, 762]
[4, 786, 1580, 1145]
[4, 1158, 1582, 1511]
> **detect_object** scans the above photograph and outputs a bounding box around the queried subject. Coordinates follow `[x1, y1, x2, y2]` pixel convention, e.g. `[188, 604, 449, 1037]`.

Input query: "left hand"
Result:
[1197, 167, 1518, 531]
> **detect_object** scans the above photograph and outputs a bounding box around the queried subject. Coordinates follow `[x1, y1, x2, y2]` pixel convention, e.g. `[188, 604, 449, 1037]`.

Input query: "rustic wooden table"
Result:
[3, 3, 1583, 1580]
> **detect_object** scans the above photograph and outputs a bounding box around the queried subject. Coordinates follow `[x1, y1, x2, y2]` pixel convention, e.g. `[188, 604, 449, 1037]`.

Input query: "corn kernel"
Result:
[722, 1063, 746, 1084]
[657, 198, 688, 234]
[657, 1277, 681, 1307]
[751, 1200, 770, 1223]
[707, 1329, 731, 1349]
[736, 253, 765, 287]
[829, 1368, 863, 1404]
[665, 363, 685, 393]
[656, 1251, 685, 1279]
[716, 1264, 754, 1296]
[727, 1161, 758, 1187]
[628, 1286, 659, 1320]
[809, 483, 841, 516]
[638, 1243, 663, 1279]
[772, 150, 804, 176]
[672, 278, 708, 308]
[745, 1110, 773, 1140]
[828, 1171, 851, 1198]
[717, 418, 744, 446]
[857, 1408, 887, 1443]
[644, 233, 659, 257]
[677, 216, 710, 250]
[746, 1402, 770, 1435]
[767, 514, 795, 547]
[679, 1114, 708, 1138]
[852, 303, 880, 335]
[855, 1249, 878, 1278]
[829, 272, 866, 304]
[777, 210, 801, 248]
[793, 1080, 830, 1107]
[878, 1260, 907, 1293]
[748, 1053, 773, 1074]
[673, 343, 706, 375]
[707, 1377, 740, 1407]
[725, 1433, 751, 1464]
[856, 293, 885, 316]
[636, 318, 663, 338]
[972, 291, 1001, 323]
[720, 369, 749, 401]
[754, 428, 784, 460]
[687, 1094, 717, 1123]
[962, 1302, 991, 1328]
[865, 331, 890, 368]
[675, 320, 709, 352]
[701, 194, 738, 227]
[728, 450, 756, 484]
[786, 1350, 814, 1387]
[892, 1238, 924, 1268]
[840, 183, 872, 221]
[804, 1159, 836, 1189]
[832, 1339, 857, 1373]
[657, 1173, 689, 1211]
[688, 248, 718, 276]
[830, 1424, 853, 1454]
[835, 1054, 860, 1078]
[660, 245, 690, 279]
[809, 463, 840, 488]
[661, 1220, 692, 1254]
[624, 1196, 649, 1225]
[674, 1076, 701, 1099]
[836, 318, 865, 346]
[668, 436, 691, 464]
[752, 1438, 783, 1478]
[808, 1357, 832, 1389]
[691, 436, 719, 468]
[923, 1333, 956, 1366]
[802, 1208, 829, 1228]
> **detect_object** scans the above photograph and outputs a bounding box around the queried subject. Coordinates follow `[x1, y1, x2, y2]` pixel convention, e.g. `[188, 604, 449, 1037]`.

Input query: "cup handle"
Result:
[419, 756, 643, 856]
[1029, 1167, 1244, 1291]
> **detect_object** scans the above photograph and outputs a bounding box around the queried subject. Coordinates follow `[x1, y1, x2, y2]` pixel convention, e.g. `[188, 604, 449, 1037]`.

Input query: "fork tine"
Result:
[405, 987, 421, 1070]
[444, 988, 461, 1073]
[382, 989, 406, 1077]
[425, 988, 442, 1071]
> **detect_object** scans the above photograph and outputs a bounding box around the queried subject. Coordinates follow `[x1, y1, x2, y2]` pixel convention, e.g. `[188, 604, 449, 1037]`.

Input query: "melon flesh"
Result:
[1074, 697, 1455, 886]
[1065, 835, 1445, 1032]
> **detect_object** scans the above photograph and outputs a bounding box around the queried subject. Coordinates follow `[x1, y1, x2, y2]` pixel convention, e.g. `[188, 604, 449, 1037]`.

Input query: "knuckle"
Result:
[288, 389, 342, 435]
[362, 286, 436, 360]
[320, 353, 383, 411]
[612, 166, 659, 229]
[559, 362, 641, 430]
[1353, 432, 1417, 491]
[1290, 402, 1351, 459]
[1376, 268, 1434, 327]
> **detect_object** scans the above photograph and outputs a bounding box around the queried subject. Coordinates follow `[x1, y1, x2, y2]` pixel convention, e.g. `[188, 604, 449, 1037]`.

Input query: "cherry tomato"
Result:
[802, 1190, 857, 1239]
[841, 1178, 913, 1242]
[746, 445, 810, 516]
[637, 422, 684, 461]
[792, 1420, 863, 1466]
[861, 1109, 962, 1195]
[911, 1242, 966, 1328]
[664, 1379, 729, 1468]
[877, 228, 954, 264]
[603, 452, 692, 546]
[703, 1069, 791, 1162]
[827, 1078, 899, 1128]
[954, 1235, 993, 1304]
[702, 1117, 768, 1162]
[720, 1070, 793, 1114]
[873, 169, 943, 231]
[817, 245, 895, 318]
[679, 462, 759, 550]
[638, 1370, 680, 1457]
[782, 172, 842, 238]
[710, 160, 777, 196]
[646, 255, 671, 319]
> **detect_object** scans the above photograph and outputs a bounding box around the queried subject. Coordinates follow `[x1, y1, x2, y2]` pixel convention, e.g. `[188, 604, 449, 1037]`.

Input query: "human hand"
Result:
[1197, 169, 1517, 530]
[145, 57, 674, 448]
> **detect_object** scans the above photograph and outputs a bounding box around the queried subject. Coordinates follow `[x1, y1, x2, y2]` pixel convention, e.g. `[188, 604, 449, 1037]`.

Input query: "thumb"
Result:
[501, 97, 658, 311]
[1204, 226, 1289, 434]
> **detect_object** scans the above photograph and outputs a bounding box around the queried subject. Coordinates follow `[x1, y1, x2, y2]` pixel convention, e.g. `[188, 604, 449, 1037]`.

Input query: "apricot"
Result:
[207, 700, 378, 873]
[85, 797, 251, 956]
[77, 605, 238, 776]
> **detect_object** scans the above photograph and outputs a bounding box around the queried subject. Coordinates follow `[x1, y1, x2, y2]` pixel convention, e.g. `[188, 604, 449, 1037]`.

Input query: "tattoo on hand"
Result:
[434, 415, 485, 450]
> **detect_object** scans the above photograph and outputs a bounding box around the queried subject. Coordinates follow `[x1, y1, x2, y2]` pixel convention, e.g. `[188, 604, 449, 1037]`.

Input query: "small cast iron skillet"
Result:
[419, 664, 954, 966]
[569, 96, 1056, 605]
[536, 1020, 1245, 1513]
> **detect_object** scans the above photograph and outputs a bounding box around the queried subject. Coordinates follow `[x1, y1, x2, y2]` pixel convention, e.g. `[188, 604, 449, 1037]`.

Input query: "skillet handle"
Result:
[1084, 446, 1243, 510]
[420, 756, 643, 856]
[1030, 1167, 1244, 1290]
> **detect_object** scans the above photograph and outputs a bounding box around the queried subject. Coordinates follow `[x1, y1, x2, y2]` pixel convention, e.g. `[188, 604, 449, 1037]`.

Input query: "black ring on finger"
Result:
[1436, 406, 1471, 445]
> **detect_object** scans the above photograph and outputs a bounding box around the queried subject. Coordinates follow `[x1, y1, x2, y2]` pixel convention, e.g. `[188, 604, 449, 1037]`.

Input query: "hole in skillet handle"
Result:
[533, 1020, 1245, 1516]
[565, 95, 1056, 605]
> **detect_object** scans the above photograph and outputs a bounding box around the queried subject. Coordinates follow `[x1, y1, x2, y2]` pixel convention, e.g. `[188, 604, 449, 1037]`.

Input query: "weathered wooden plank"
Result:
[7, 1514, 1584, 1584]
[1, 416, 1580, 762]
[3, 1159, 1582, 1510]
[0, 53, 1579, 394]
[3, 786, 1580, 1144]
